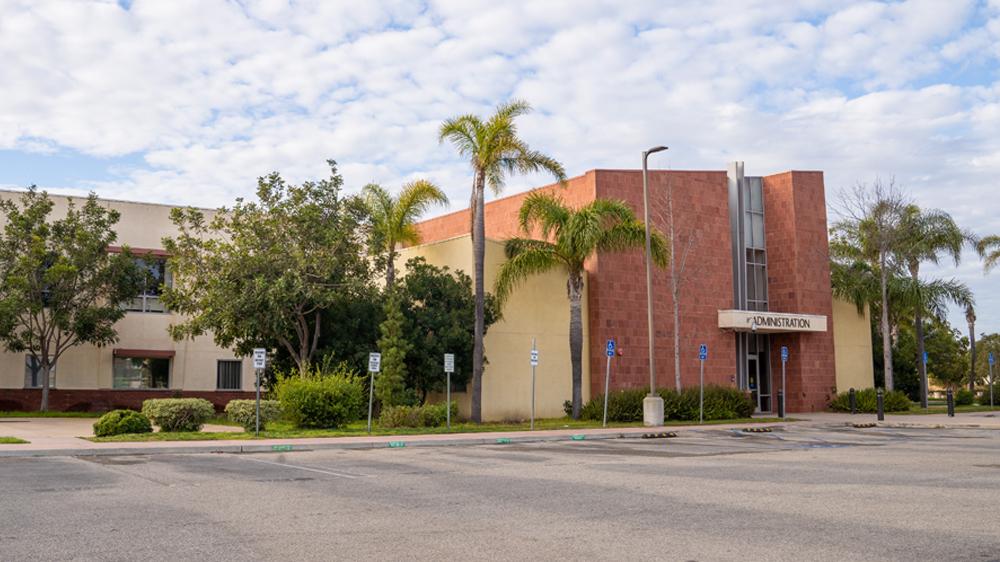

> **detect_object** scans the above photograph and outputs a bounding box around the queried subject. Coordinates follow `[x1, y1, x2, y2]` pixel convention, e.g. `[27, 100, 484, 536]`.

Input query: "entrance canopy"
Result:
[718, 310, 827, 333]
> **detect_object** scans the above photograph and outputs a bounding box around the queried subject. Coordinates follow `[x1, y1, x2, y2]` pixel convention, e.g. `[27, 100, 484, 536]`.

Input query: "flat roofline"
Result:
[0, 187, 217, 213]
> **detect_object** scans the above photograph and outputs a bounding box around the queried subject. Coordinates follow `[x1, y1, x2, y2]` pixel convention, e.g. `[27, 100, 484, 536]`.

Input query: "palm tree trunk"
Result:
[386, 250, 396, 287]
[568, 273, 584, 419]
[912, 268, 928, 408]
[471, 172, 486, 423]
[880, 262, 894, 391]
[968, 306, 977, 393]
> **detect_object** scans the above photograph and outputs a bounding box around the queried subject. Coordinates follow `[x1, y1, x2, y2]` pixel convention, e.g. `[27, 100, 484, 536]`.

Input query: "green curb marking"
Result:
[570, 435, 586, 441]
[388, 441, 406, 448]
[271, 444, 293, 451]
[496, 438, 511, 444]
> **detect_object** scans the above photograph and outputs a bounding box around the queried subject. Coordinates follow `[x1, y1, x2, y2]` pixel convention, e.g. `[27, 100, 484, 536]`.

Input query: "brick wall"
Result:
[0, 389, 255, 413]
[763, 171, 837, 412]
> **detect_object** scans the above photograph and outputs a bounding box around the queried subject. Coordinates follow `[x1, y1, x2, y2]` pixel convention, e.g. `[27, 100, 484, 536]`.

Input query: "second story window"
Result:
[126, 256, 171, 313]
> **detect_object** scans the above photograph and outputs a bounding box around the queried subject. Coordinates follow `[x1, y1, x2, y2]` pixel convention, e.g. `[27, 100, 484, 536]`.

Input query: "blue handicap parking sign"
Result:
[923, 351, 928, 365]
[989, 352, 995, 366]
[698, 344, 707, 361]
[780, 346, 789, 362]
[606, 339, 616, 357]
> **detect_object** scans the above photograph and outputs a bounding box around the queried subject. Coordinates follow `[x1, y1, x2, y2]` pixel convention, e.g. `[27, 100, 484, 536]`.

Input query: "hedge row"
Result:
[379, 402, 457, 428]
[828, 388, 910, 413]
[578, 386, 755, 423]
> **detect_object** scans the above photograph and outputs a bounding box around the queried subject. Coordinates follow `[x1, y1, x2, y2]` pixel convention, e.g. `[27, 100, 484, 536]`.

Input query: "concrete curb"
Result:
[0, 425, 786, 458]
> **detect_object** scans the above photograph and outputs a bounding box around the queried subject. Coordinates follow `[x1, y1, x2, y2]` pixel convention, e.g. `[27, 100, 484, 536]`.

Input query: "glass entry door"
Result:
[747, 344, 772, 413]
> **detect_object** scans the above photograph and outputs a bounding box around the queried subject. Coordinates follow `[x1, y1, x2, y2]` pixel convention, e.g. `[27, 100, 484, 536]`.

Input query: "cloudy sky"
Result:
[1, 0, 998, 333]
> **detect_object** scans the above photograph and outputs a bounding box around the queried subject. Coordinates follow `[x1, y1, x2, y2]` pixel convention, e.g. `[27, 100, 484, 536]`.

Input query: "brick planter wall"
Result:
[0, 388, 256, 413]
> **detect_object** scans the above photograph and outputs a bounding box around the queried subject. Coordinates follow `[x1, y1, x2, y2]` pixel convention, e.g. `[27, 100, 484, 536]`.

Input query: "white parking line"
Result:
[238, 456, 365, 479]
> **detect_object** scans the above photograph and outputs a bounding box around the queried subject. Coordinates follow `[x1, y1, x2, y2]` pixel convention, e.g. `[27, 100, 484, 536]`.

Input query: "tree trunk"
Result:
[386, 251, 396, 288]
[879, 262, 894, 391]
[470, 172, 486, 423]
[968, 306, 977, 393]
[668, 182, 681, 392]
[568, 273, 584, 419]
[912, 268, 927, 408]
[672, 284, 681, 392]
[40, 363, 50, 412]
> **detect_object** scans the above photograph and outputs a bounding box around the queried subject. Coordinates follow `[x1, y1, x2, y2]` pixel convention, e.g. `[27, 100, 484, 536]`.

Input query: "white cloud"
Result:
[0, 0, 999, 330]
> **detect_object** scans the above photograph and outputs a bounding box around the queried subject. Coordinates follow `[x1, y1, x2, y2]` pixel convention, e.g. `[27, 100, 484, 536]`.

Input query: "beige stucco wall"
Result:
[832, 298, 874, 392]
[0, 190, 254, 392]
[398, 235, 590, 421]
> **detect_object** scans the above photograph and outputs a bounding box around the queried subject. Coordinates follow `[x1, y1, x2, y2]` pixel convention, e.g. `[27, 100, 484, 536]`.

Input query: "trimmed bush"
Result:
[379, 402, 457, 428]
[93, 409, 153, 437]
[225, 399, 282, 432]
[141, 398, 216, 432]
[580, 388, 646, 422]
[274, 370, 365, 429]
[978, 383, 999, 406]
[580, 386, 754, 423]
[955, 388, 974, 406]
[829, 388, 911, 413]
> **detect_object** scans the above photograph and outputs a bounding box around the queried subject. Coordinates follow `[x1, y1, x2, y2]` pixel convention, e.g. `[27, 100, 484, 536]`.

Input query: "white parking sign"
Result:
[252, 348, 267, 370]
[368, 352, 382, 373]
[530, 349, 539, 367]
[444, 353, 455, 373]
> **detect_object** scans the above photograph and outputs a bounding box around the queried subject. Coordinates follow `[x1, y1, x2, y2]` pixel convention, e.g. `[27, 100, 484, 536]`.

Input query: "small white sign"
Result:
[368, 352, 382, 373]
[444, 353, 455, 373]
[530, 349, 539, 367]
[252, 348, 267, 370]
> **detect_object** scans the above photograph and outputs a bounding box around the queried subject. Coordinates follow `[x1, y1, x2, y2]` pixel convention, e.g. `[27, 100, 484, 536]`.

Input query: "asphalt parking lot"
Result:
[1, 424, 998, 561]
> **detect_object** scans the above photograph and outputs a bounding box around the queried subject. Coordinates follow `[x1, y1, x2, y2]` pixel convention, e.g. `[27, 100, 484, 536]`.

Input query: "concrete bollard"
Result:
[876, 388, 884, 421]
[947, 388, 955, 417]
[849, 387, 856, 415]
[777, 389, 785, 418]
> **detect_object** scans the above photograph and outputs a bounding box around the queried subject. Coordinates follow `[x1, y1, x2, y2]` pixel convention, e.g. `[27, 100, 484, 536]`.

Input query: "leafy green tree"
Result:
[973, 333, 1000, 388]
[895, 317, 969, 392]
[362, 180, 448, 287]
[162, 160, 371, 375]
[893, 204, 971, 407]
[439, 100, 566, 422]
[375, 292, 411, 407]
[0, 188, 145, 411]
[966, 304, 977, 394]
[494, 193, 669, 419]
[398, 257, 499, 402]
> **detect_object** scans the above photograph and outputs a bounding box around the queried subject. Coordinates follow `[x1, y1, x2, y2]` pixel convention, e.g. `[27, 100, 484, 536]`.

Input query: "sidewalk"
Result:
[795, 410, 1000, 429]
[0, 417, 787, 458]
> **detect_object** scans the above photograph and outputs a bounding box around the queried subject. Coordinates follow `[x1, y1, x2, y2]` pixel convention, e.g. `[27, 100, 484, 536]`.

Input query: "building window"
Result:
[217, 360, 242, 390]
[113, 356, 170, 389]
[126, 256, 170, 313]
[24, 356, 55, 388]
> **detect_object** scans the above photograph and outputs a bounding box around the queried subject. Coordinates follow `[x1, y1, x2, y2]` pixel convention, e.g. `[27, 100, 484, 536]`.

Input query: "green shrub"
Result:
[225, 399, 282, 432]
[93, 409, 152, 437]
[829, 388, 911, 413]
[979, 386, 999, 406]
[141, 398, 216, 432]
[580, 386, 754, 423]
[379, 402, 457, 428]
[274, 368, 365, 429]
[954, 388, 974, 406]
[580, 388, 646, 422]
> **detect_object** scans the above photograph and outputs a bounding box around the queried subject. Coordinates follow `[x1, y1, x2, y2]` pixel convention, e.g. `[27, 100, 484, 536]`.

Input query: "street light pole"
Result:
[642, 145, 668, 426]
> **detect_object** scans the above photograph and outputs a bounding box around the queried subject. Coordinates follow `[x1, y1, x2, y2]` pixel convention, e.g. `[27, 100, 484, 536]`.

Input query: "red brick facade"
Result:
[415, 166, 837, 413]
[0, 389, 255, 413]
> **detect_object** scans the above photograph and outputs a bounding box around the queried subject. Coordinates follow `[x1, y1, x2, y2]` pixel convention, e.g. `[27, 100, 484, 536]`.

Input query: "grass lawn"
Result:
[89, 416, 786, 443]
[895, 404, 999, 415]
[0, 411, 103, 418]
[0, 436, 29, 444]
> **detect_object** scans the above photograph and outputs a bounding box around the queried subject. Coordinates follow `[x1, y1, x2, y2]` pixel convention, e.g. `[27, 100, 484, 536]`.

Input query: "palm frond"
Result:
[978, 235, 1000, 273]
[494, 238, 563, 307]
[518, 192, 570, 240]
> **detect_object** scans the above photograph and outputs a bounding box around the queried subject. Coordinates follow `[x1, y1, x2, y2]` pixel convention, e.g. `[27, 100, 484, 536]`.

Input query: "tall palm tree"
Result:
[894, 205, 967, 408]
[439, 100, 566, 422]
[494, 193, 669, 419]
[978, 235, 1000, 273]
[362, 180, 448, 287]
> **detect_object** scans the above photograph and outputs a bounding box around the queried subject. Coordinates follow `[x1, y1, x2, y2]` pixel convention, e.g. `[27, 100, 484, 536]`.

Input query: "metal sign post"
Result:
[444, 353, 455, 429]
[252, 348, 267, 437]
[989, 352, 995, 409]
[530, 339, 538, 430]
[698, 344, 708, 424]
[367, 352, 381, 434]
[603, 339, 616, 427]
[780, 346, 789, 419]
